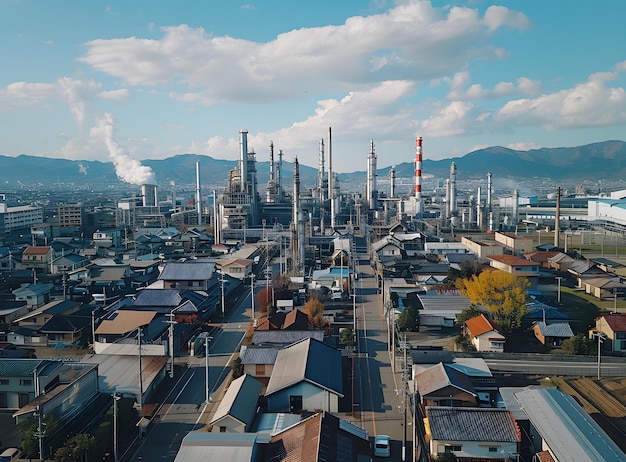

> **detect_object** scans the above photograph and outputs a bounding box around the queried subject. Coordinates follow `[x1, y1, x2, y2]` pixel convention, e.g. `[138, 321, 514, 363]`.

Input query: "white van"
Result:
[0, 448, 20, 461]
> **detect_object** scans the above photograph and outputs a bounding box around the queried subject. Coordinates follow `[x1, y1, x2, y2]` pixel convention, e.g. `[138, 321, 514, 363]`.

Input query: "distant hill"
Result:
[1, 140, 624, 189]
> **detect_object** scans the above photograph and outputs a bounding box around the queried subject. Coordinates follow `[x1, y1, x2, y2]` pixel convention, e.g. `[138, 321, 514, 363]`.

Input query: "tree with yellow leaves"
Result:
[455, 269, 529, 332]
[302, 295, 326, 328]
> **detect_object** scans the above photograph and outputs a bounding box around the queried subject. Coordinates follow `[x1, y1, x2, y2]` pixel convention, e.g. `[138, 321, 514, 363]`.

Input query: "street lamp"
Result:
[555, 276, 563, 304]
[205, 336, 213, 403]
[168, 308, 177, 379]
[112, 392, 122, 462]
[592, 331, 607, 380]
[221, 271, 226, 317]
[249, 272, 256, 326]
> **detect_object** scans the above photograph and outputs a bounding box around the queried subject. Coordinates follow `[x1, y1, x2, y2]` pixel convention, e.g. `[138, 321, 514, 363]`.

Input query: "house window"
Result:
[0, 379, 8, 385]
[488, 447, 498, 452]
[20, 379, 32, 386]
[0, 392, 6, 407]
[191, 281, 200, 287]
[256, 364, 265, 375]
[444, 445, 462, 453]
[619, 340, 626, 350]
[219, 426, 227, 433]
[616, 332, 626, 339]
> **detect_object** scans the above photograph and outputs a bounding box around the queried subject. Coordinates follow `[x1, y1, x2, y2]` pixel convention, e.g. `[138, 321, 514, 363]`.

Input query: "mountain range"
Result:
[2, 140, 624, 190]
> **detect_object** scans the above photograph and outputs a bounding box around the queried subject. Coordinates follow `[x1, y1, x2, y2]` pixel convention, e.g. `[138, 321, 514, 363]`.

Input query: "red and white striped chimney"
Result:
[415, 137, 423, 200]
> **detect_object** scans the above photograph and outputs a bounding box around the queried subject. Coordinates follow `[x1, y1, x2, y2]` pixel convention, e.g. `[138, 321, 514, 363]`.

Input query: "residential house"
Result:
[567, 260, 604, 288]
[251, 330, 324, 347]
[0, 301, 28, 324]
[264, 411, 371, 461]
[11, 361, 99, 429]
[20, 246, 52, 274]
[391, 231, 426, 256]
[219, 258, 253, 280]
[590, 313, 626, 353]
[38, 311, 91, 346]
[14, 299, 81, 328]
[487, 255, 540, 275]
[464, 314, 506, 353]
[514, 387, 626, 461]
[494, 232, 534, 256]
[12, 283, 53, 308]
[174, 433, 267, 461]
[415, 363, 478, 409]
[51, 252, 90, 273]
[593, 257, 626, 278]
[531, 321, 574, 347]
[158, 260, 215, 290]
[581, 276, 625, 300]
[265, 338, 343, 413]
[425, 406, 520, 461]
[210, 374, 262, 433]
[239, 345, 280, 385]
[461, 236, 504, 259]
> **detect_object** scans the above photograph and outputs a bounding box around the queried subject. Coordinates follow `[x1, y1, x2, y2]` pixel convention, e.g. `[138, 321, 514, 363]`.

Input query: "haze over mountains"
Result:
[2, 140, 625, 189]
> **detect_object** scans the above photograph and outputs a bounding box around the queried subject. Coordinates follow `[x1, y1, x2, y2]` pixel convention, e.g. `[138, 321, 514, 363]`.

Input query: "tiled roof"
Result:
[427, 406, 520, 443]
[39, 314, 90, 333]
[415, 362, 476, 397]
[601, 313, 626, 333]
[211, 374, 262, 428]
[265, 338, 343, 397]
[489, 254, 537, 266]
[158, 261, 214, 281]
[0, 358, 47, 377]
[239, 345, 280, 365]
[524, 251, 560, 262]
[23, 246, 51, 255]
[465, 314, 499, 337]
[534, 321, 574, 338]
[95, 310, 158, 334]
[264, 412, 370, 462]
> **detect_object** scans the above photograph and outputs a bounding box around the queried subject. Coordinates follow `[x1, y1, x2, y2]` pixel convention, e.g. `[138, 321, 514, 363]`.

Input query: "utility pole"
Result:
[205, 336, 213, 403]
[221, 271, 226, 317]
[168, 309, 176, 378]
[34, 405, 45, 462]
[138, 327, 143, 415]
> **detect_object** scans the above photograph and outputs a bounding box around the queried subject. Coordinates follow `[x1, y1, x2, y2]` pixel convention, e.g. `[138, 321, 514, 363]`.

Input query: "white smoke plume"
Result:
[94, 112, 156, 185]
[78, 163, 88, 174]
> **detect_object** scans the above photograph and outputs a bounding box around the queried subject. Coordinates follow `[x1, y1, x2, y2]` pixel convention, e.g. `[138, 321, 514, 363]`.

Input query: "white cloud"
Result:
[446, 71, 541, 100]
[97, 89, 130, 101]
[494, 71, 626, 130]
[419, 101, 477, 137]
[78, 2, 530, 105]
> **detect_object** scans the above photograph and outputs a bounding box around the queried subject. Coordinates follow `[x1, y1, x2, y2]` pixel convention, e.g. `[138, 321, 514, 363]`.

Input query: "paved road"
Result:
[128, 288, 251, 461]
[353, 257, 415, 461]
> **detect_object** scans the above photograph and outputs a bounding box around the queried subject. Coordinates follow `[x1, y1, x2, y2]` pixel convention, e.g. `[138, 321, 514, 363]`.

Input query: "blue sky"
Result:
[2, 0, 626, 182]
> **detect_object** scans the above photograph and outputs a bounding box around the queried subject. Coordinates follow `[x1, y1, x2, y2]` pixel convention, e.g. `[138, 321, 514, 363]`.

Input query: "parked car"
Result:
[373, 435, 390, 458]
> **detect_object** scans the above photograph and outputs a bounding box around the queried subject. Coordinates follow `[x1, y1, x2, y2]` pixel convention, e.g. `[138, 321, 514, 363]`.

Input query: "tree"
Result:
[455, 306, 485, 326]
[230, 356, 244, 378]
[437, 452, 458, 462]
[339, 327, 354, 349]
[397, 303, 420, 331]
[302, 296, 325, 328]
[456, 270, 529, 332]
[256, 286, 274, 314]
[560, 333, 595, 355]
[55, 433, 95, 462]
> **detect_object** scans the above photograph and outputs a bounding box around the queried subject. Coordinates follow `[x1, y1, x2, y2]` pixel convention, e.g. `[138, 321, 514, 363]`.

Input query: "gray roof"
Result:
[174, 432, 268, 462]
[514, 387, 626, 462]
[534, 321, 574, 338]
[251, 330, 324, 345]
[426, 406, 519, 443]
[0, 358, 51, 377]
[239, 345, 280, 365]
[210, 374, 262, 428]
[159, 261, 215, 281]
[265, 338, 343, 397]
[415, 363, 476, 397]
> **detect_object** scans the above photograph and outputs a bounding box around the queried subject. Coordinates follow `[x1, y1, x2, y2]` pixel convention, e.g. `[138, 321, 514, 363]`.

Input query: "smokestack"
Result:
[512, 189, 519, 231]
[476, 186, 482, 229]
[239, 129, 248, 194]
[390, 166, 396, 198]
[415, 137, 423, 215]
[449, 162, 457, 217]
[445, 178, 451, 218]
[367, 139, 378, 210]
[328, 127, 335, 229]
[141, 184, 157, 207]
[196, 162, 202, 225]
[318, 139, 326, 202]
[213, 189, 220, 245]
[267, 141, 276, 203]
[292, 157, 302, 272]
[487, 172, 493, 212]
[277, 149, 283, 200]
[554, 187, 561, 248]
